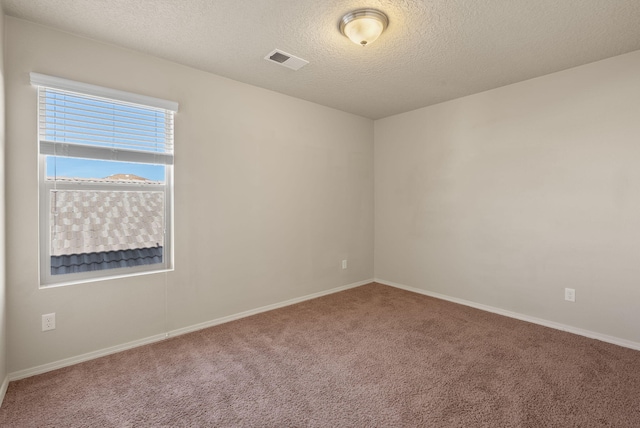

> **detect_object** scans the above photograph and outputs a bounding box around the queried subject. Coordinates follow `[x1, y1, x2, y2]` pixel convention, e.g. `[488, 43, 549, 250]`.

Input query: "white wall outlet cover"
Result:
[42, 313, 56, 331]
[564, 288, 576, 302]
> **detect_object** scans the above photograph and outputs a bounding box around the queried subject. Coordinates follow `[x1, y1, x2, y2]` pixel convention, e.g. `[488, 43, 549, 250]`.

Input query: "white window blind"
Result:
[31, 73, 177, 165]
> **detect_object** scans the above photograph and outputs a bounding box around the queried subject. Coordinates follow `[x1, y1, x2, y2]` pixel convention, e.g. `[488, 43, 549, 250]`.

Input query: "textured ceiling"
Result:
[3, 0, 640, 119]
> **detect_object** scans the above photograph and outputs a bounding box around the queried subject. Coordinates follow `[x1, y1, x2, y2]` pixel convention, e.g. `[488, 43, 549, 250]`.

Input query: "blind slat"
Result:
[40, 141, 174, 165]
[43, 96, 168, 126]
[40, 111, 173, 133]
[40, 136, 171, 153]
[40, 125, 171, 147]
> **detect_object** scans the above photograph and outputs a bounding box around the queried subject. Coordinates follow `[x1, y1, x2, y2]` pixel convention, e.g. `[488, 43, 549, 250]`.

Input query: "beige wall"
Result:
[5, 17, 374, 373]
[0, 11, 7, 388]
[375, 50, 640, 343]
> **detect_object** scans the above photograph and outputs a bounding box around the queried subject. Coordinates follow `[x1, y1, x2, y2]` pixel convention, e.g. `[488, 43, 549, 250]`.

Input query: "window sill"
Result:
[40, 267, 174, 289]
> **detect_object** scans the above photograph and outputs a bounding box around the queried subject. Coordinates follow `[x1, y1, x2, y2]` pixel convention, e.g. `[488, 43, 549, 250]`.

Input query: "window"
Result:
[31, 73, 178, 286]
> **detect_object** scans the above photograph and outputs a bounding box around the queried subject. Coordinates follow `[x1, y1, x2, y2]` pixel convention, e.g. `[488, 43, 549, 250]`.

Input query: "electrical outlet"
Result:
[564, 288, 576, 302]
[342, 260, 348, 269]
[42, 313, 56, 331]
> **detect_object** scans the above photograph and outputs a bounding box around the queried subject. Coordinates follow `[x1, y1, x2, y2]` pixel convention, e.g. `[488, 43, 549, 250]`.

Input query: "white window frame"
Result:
[32, 73, 178, 287]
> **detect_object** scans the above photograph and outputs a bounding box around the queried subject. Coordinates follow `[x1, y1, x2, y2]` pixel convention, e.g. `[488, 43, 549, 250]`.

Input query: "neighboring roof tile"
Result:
[50, 189, 164, 256]
[51, 247, 163, 275]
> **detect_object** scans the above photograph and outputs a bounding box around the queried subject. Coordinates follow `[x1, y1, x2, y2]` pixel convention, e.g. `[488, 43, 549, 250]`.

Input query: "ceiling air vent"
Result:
[264, 49, 309, 71]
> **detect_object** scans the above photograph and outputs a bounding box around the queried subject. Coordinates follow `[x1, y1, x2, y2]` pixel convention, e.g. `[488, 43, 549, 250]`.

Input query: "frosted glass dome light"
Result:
[340, 9, 389, 47]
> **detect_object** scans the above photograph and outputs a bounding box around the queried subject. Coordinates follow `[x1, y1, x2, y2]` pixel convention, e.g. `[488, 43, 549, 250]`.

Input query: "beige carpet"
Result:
[1, 283, 639, 427]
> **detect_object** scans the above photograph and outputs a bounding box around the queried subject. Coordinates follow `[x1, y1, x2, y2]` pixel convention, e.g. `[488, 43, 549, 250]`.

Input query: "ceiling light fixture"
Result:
[340, 9, 389, 47]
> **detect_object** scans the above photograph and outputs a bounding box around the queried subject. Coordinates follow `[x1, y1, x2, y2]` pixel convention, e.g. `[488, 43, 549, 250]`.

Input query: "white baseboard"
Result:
[168, 279, 373, 338]
[8, 279, 373, 382]
[0, 375, 9, 408]
[375, 278, 640, 352]
[9, 333, 167, 381]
